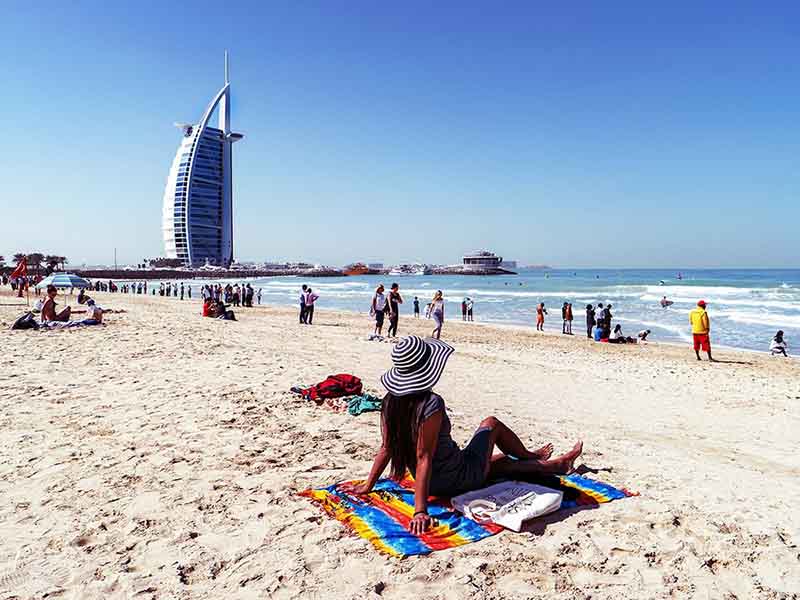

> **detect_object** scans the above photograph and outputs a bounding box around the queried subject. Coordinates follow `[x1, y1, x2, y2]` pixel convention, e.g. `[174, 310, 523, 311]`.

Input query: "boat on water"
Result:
[435, 250, 516, 275]
[343, 262, 381, 276]
[388, 263, 432, 276]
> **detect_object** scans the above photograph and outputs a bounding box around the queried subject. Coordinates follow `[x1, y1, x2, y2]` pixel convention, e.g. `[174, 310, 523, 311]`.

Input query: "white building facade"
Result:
[162, 53, 243, 267]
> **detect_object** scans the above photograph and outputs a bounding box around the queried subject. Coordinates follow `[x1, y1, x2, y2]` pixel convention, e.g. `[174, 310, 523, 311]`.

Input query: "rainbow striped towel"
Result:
[301, 474, 636, 557]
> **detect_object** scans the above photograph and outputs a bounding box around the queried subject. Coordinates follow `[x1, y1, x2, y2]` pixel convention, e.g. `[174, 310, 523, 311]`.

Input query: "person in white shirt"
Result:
[372, 284, 387, 336]
[83, 299, 103, 325]
[637, 329, 651, 341]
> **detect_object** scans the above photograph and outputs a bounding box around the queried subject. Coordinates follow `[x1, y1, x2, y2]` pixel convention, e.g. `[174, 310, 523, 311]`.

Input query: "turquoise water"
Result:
[143, 269, 800, 353]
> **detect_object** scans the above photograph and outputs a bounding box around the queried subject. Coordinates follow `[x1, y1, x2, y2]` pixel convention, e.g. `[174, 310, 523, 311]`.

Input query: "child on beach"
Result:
[413, 297, 420, 318]
[343, 335, 584, 534]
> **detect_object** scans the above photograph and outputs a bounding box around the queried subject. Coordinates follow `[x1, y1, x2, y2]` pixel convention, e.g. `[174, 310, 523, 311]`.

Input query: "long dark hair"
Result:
[382, 391, 427, 480]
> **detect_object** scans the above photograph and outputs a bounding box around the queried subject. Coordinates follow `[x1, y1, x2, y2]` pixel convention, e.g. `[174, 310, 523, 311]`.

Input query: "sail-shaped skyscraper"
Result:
[162, 52, 243, 267]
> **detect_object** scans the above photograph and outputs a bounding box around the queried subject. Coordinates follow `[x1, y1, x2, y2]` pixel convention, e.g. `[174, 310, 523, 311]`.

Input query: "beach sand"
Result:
[1, 289, 799, 599]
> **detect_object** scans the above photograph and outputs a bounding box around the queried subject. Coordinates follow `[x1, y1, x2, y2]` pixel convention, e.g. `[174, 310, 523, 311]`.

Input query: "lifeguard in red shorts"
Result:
[689, 300, 714, 362]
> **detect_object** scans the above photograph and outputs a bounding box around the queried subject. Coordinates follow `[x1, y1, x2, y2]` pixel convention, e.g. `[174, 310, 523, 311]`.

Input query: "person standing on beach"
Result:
[561, 302, 568, 334]
[387, 283, 403, 338]
[431, 290, 445, 339]
[299, 284, 308, 324]
[257, 288, 262, 305]
[689, 300, 713, 361]
[413, 296, 420, 318]
[536, 303, 547, 331]
[566, 303, 574, 334]
[305, 287, 319, 324]
[461, 298, 468, 321]
[585, 304, 596, 338]
[372, 284, 387, 336]
[466, 298, 474, 321]
[605, 304, 613, 332]
[180, 282, 184, 300]
[595, 303, 605, 334]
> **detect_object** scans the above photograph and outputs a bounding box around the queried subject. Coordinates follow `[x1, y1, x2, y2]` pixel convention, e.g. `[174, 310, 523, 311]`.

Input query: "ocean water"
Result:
[148, 269, 800, 353]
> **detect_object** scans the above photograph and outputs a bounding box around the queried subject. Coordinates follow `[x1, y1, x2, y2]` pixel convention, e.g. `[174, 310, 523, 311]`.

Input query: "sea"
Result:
[143, 269, 800, 354]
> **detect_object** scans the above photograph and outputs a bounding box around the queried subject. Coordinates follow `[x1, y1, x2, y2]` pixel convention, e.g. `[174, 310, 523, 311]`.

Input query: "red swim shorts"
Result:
[693, 334, 710, 352]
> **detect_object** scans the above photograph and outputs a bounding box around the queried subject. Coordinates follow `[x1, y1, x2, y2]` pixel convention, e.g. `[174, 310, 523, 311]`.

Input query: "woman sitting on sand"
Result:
[344, 335, 583, 534]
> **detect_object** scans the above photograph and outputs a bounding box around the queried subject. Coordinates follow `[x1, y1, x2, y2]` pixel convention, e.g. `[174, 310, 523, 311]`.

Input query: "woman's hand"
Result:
[408, 512, 437, 535]
[339, 481, 373, 496]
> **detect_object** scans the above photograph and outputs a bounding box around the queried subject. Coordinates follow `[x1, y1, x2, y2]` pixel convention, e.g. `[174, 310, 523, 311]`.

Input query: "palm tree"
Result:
[13, 253, 26, 265]
[27, 253, 44, 277]
[44, 255, 60, 274]
[59, 256, 68, 271]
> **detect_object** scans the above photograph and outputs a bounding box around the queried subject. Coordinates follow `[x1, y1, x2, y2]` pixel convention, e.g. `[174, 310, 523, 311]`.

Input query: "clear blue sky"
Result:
[2, 1, 799, 268]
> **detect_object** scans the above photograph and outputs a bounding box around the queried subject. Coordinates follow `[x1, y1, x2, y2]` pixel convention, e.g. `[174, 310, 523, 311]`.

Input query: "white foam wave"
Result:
[716, 310, 800, 329]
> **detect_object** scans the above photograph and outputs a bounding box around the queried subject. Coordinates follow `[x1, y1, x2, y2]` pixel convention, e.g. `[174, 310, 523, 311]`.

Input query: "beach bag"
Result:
[452, 481, 563, 532]
[10, 312, 40, 331]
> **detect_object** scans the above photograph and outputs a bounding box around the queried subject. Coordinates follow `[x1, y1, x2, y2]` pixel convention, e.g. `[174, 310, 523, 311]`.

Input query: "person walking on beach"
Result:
[566, 303, 574, 334]
[299, 284, 308, 324]
[413, 296, 420, 318]
[257, 288, 262, 305]
[536, 303, 547, 331]
[387, 283, 403, 338]
[689, 300, 713, 361]
[431, 291, 445, 339]
[372, 284, 387, 336]
[305, 287, 319, 324]
[585, 304, 596, 338]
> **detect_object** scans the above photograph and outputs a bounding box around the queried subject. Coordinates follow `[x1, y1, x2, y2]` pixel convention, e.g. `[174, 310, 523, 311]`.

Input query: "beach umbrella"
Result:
[35, 272, 90, 290]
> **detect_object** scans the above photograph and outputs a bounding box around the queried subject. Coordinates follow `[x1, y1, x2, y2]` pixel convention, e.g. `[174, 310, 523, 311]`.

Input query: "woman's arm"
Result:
[410, 411, 442, 534]
[343, 415, 390, 494]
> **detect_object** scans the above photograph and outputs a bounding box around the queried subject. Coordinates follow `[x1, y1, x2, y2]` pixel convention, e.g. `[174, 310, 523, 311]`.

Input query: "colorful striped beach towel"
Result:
[301, 474, 636, 557]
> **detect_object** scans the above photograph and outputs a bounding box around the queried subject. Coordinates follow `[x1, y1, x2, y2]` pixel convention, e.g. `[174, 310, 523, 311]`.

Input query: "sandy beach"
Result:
[1, 289, 799, 600]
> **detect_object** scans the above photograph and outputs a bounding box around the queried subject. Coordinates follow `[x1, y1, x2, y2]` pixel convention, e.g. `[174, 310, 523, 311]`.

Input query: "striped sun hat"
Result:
[380, 335, 454, 396]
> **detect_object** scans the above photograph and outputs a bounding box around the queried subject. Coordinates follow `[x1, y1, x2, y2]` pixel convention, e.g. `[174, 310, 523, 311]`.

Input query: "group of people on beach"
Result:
[370, 284, 450, 340]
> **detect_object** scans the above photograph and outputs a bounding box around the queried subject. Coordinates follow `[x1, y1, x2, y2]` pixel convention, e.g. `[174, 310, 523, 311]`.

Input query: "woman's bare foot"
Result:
[549, 441, 583, 474]
[532, 443, 554, 460]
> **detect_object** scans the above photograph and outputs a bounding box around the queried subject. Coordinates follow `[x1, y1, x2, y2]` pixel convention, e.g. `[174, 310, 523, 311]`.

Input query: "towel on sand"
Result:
[301, 473, 636, 557]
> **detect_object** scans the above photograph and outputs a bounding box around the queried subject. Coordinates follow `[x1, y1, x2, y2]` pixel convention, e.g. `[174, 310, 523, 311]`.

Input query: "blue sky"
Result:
[2, 1, 799, 268]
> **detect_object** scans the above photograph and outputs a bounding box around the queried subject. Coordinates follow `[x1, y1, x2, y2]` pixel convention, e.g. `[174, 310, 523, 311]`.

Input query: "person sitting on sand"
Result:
[344, 335, 584, 534]
[770, 330, 788, 357]
[608, 324, 636, 344]
[41, 285, 71, 322]
[202, 298, 215, 318]
[82, 299, 103, 325]
[216, 300, 236, 321]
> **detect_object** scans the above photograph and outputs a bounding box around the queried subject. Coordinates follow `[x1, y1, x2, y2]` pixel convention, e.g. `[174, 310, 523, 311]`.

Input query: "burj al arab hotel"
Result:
[162, 52, 243, 267]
